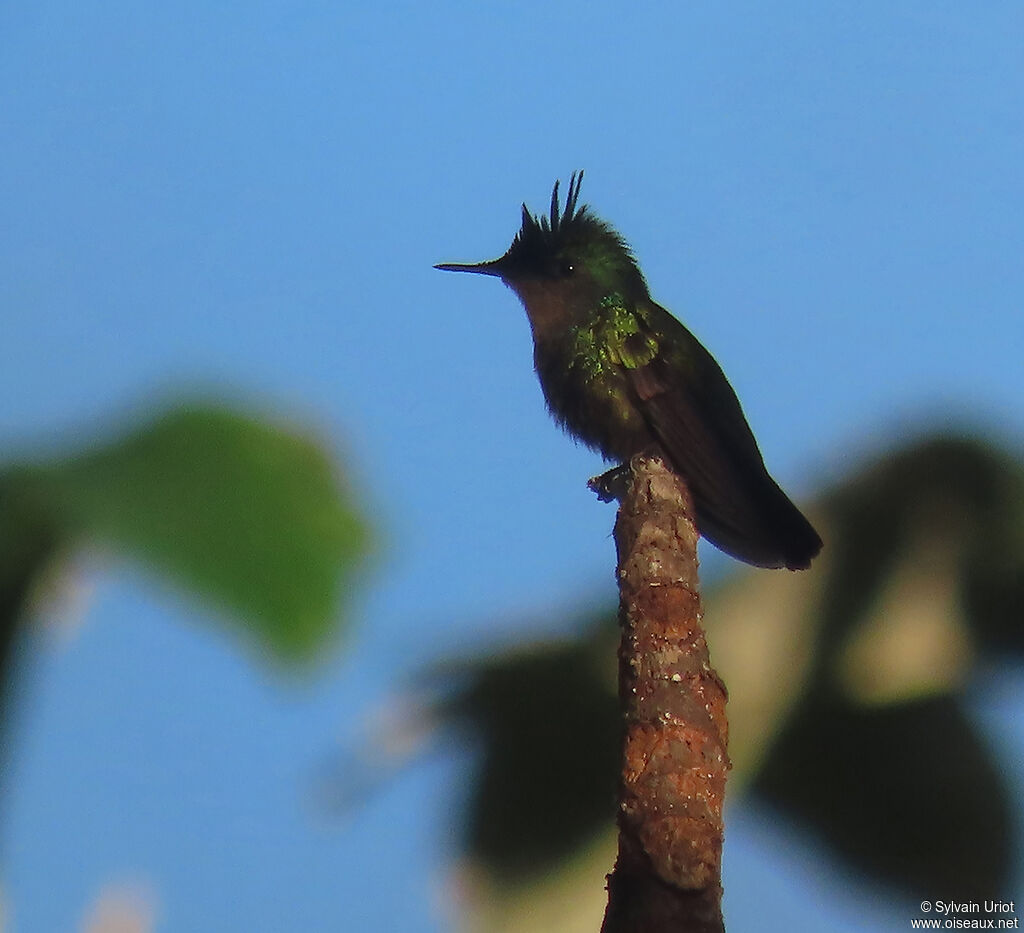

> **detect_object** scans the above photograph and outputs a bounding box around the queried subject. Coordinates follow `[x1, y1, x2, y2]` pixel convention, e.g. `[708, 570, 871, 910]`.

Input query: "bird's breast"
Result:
[533, 332, 654, 463]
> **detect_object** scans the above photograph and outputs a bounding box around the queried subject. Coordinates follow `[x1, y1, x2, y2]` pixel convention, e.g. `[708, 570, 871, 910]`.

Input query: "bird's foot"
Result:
[588, 463, 632, 503]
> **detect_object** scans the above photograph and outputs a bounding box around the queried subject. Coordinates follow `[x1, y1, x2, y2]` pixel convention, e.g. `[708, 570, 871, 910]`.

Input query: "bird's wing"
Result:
[623, 303, 814, 568]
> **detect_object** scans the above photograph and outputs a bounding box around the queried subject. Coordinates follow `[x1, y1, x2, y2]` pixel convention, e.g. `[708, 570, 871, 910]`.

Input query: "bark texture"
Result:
[599, 456, 729, 933]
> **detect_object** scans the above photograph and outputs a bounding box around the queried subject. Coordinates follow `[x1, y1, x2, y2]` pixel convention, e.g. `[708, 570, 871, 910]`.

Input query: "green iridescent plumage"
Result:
[573, 297, 660, 376]
[436, 173, 822, 570]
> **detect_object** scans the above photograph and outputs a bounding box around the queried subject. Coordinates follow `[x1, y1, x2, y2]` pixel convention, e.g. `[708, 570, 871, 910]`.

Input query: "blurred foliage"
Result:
[755, 694, 1010, 901]
[0, 401, 370, 688]
[436, 633, 620, 877]
[426, 432, 1024, 924]
[816, 436, 1024, 666]
[750, 436, 1024, 902]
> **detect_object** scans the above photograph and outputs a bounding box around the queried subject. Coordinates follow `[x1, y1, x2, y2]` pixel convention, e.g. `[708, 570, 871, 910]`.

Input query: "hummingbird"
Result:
[435, 172, 822, 570]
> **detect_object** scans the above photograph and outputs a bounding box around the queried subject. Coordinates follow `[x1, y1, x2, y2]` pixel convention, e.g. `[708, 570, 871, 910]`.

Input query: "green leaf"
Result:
[21, 404, 370, 662]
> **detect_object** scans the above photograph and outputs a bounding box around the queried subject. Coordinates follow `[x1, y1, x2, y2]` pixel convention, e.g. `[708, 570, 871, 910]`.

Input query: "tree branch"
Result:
[597, 455, 729, 933]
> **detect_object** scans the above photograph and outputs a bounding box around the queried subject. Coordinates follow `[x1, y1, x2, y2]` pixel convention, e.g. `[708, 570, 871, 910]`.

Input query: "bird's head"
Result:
[436, 173, 649, 331]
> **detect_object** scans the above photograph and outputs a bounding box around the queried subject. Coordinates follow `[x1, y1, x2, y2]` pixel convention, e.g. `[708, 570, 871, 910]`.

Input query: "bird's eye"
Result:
[560, 261, 576, 277]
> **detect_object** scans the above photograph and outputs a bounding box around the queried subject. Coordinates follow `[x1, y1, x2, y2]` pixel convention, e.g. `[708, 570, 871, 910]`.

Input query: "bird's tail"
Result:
[693, 474, 822, 571]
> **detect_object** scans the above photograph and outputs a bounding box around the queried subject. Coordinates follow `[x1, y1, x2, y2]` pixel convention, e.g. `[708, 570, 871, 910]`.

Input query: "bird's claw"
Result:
[588, 463, 632, 503]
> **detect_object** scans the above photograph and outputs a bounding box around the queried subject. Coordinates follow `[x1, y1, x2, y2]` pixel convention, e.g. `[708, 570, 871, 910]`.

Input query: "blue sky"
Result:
[2, 2, 1023, 930]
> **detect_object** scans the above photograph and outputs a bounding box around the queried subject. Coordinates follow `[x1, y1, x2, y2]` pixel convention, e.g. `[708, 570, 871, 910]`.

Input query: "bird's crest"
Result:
[505, 171, 593, 265]
[545, 170, 586, 238]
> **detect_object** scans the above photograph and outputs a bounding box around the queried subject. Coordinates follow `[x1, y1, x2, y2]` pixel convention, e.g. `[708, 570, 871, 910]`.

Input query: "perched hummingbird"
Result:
[436, 173, 822, 570]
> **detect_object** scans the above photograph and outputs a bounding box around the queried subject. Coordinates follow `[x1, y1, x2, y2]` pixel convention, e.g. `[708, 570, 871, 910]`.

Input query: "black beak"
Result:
[434, 259, 505, 277]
